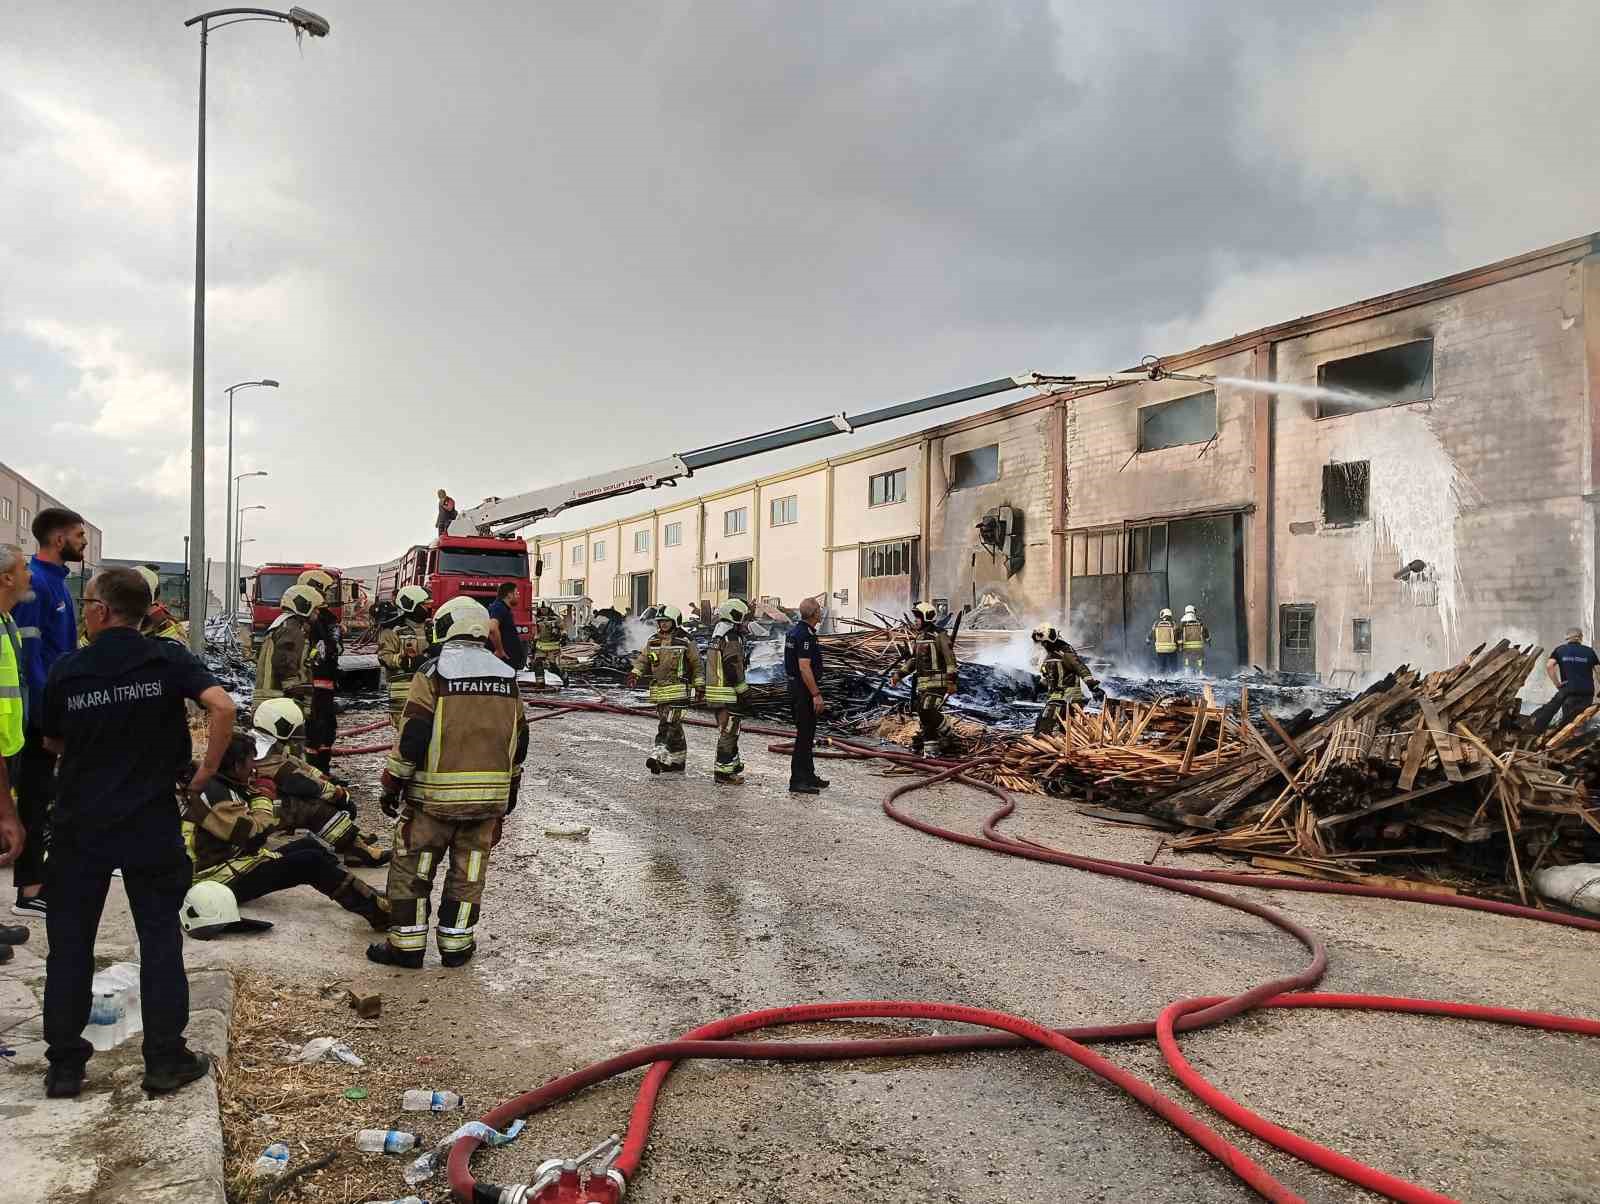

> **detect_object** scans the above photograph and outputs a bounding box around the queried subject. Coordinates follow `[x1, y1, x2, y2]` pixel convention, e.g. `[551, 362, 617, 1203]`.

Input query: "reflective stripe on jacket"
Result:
[705, 634, 748, 706]
[1151, 621, 1178, 654]
[184, 778, 278, 880]
[0, 612, 22, 756]
[255, 613, 312, 702]
[377, 621, 429, 703]
[1040, 647, 1093, 703]
[1180, 621, 1209, 651]
[896, 630, 958, 694]
[632, 633, 702, 704]
[533, 617, 563, 655]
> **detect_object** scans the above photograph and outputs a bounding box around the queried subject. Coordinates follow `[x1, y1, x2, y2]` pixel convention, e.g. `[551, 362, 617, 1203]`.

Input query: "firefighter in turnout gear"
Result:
[1030, 624, 1099, 737]
[1148, 607, 1179, 676]
[250, 699, 389, 868]
[1179, 604, 1211, 675]
[370, 596, 530, 969]
[137, 566, 186, 643]
[297, 570, 340, 772]
[254, 583, 321, 750]
[531, 602, 564, 688]
[182, 733, 389, 932]
[376, 586, 432, 727]
[704, 598, 751, 785]
[891, 602, 959, 757]
[627, 605, 702, 774]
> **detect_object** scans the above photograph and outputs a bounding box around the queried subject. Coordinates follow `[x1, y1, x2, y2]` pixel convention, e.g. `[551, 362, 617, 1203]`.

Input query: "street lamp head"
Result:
[241, 504, 268, 513]
[260, 379, 280, 388]
[287, 7, 330, 36]
[239, 469, 269, 480]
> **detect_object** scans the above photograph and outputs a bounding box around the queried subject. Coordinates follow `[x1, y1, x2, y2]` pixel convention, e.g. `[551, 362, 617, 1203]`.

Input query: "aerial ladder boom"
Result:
[451, 362, 1204, 538]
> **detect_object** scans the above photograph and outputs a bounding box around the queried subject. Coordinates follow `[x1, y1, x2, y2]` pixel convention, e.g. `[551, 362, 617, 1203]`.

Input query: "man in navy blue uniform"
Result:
[784, 598, 829, 795]
[40, 568, 236, 1099]
[1531, 628, 1600, 734]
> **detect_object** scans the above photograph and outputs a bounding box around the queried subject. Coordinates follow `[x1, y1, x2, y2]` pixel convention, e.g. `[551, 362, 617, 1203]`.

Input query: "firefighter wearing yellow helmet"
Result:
[530, 601, 564, 688]
[890, 602, 959, 756]
[1148, 607, 1179, 675]
[1029, 623, 1100, 737]
[704, 598, 751, 784]
[254, 584, 323, 751]
[376, 585, 432, 727]
[295, 570, 340, 771]
[371, 595, 530, 969]
[627, 603, 703, 774]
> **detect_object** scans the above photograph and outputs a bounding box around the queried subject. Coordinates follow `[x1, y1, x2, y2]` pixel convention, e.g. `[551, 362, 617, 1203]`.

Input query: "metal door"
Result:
[1124, 572, 1170, 668]
[630, 572, 652, 616]
[1279, 604, 1316, 674]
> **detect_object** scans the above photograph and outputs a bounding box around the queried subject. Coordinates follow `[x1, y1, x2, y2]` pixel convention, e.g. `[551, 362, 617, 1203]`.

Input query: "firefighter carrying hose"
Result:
[627, 604, 702, 774]
[1180, 604, 1211, 675]
[1148, 607, 1178, 675]
[297, 569, 340, 773]
[371, 596, 529, 969]
[531, 602, 564, 689]
[1030, 624, 1100, 737]
[250, 699, 389, 868]
[891, 602, 959, 757]
[703, 598, 750, 785]
[376, 585, 432, 728]
[254, 583, 322, 753]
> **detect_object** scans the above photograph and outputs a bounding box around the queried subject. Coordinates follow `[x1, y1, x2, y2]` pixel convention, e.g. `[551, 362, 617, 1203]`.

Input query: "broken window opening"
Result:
[1353, 618, 1372, 655]
[1321, 461, 1370, 526]
[1138, 391, 1217, 452]
[861, 539, 913, 579]
[1316, 338, 1434, 417]
[948, 444, 1000, 491]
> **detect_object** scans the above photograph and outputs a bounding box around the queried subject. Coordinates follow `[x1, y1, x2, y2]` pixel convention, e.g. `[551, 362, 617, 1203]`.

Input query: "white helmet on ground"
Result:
[433, 596, 492, 643]
[396, 584, 431, 616]
[180, 881, 273, 940]
[717, 598, 750, 624]
[252, 698, 305, 758]
[656, 604, 683, 626]
[280, 584, 324, 617]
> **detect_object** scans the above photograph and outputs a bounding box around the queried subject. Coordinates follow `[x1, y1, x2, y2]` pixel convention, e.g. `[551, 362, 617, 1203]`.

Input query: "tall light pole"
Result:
[236, 504, 267, 599]
[184, 6, 330, 651]
[223, 380, 277, 624]
[231, 473, 268, 619]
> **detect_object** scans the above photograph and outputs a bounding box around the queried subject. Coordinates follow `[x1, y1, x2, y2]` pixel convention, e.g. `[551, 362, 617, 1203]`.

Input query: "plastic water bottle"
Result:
[251, 1143, 290, 1178]
[402, 1089, 463, 1112]
[365, 1197, 427, 1204]
[356, 1129, 418, 1154]
[82, 963, 144, 1051]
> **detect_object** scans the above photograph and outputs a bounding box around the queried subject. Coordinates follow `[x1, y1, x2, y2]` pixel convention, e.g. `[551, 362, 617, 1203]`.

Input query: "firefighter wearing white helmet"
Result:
[890, 601, 959, 756]
[1147, 607, 1179, 675]
[377, 585, 433, 727]
[251, 699, 389, 868]
[1030, 623, 1099, 736]
[705, 598, 751, 784]
[1179, 604, 1210, 676]
[254, 584, 323, 740]
[372, 593, 529, 969]
[137, 565, 187, 643]
[627, 603, 703, 774]
[530, 601, 565, 689]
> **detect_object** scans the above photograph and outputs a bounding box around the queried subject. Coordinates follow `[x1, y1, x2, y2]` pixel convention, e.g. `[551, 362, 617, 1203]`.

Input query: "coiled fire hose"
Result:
[400, 697, 1600, 1203]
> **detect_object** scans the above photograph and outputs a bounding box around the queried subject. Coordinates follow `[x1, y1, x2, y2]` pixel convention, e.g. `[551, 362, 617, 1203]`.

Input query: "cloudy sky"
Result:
[3, 0, 1597, 568]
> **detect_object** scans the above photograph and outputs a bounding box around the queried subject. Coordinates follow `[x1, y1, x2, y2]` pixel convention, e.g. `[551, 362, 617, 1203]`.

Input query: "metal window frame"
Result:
[769, 494, 799, 527]
[868, 467, 907, 508]
[723, 506, 749, 537]
[663, 521, 683, 547]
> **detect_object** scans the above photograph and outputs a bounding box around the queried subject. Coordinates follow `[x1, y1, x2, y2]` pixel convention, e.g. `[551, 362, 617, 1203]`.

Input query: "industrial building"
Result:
[0, 460, 104, 572]
[533, 232, 1600, 688]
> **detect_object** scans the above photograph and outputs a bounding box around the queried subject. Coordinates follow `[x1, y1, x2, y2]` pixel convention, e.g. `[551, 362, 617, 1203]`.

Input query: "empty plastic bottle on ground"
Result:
[402, 1089, 463, 1111]
[356, 1129, 418, 1154]
[252, 1143, 290, 1177]
[364, 1197, 426, 1204]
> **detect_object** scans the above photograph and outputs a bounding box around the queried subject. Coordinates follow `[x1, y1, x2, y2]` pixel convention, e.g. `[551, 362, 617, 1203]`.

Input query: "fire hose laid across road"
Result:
[331, 697, 1600, 1203]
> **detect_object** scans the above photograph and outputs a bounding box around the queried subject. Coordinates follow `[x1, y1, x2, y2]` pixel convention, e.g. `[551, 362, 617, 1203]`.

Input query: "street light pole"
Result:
[231, 472, 268, 620]
[223, 381, 277, 623]
[183, 6, 330, 652]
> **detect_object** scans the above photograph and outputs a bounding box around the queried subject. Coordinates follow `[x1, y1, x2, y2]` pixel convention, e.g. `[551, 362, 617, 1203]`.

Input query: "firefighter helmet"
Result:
[371, 598, 399, 626]
[181, 881, 273, 939]
[717, 598, 750, 624]
[396, 584, 431, 616]
[912, 601, 938, 623]
[1160, 608, 1174, 621]
[1182, 605, 1199, 621]
[251, 697, 305, 758]
[297, 569, 336, 599]
[280, 584, 323, 617]
[136, 565, 161, 600]
[433, 595, 492, 643]
[1032, 623, 1060, 645]
[656, 604, 683, 627]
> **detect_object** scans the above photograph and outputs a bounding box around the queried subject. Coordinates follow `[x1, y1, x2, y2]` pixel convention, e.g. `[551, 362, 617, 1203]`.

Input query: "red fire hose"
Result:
[424, 698, 1600, 1203]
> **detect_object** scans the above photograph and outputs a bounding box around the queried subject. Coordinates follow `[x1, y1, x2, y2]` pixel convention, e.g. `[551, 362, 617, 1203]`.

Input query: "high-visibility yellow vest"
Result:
[0, 613, 22, 757]
[1152, 621, 1178, 654]
[704, 636, 748, 706]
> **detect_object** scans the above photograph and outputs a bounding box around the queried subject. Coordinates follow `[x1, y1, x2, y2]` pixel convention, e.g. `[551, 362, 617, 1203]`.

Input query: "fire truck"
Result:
[376, 533, 535, 646]
[246, 562, 347, 642]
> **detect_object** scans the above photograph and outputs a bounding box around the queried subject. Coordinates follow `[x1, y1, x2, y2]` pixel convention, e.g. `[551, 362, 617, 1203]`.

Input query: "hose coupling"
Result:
[505, 1135, 625, 1203]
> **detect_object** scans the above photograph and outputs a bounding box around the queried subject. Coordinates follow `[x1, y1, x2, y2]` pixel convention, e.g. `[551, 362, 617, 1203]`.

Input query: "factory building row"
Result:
[534, 232, 1600, 687]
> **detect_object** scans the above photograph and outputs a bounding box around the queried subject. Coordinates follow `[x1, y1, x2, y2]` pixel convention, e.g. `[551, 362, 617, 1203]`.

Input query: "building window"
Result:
[861, 539, 913, 579]
[723, 507, 748, 537]
[1353, 618, 1372, 655]
[634, 530, 649, 554]
[769, 495, 798, 527]
[1316, 338, 1434, 418]
[572, 544, 585, 565]
[0, 498, 9, 522]
[1138, 391, 1217, 452]
[1125, 521, 1168, 573]
[565, 578, 585, 596]
[1069, 528, 1125, 578]
[949, 444, 1000, 490]
[664, 521, 682, 547]
[1322, 461, 1370, 526]
[869, 468, 906, 507]
[19, 507, 30, 534]
[593, 540, 606, 563]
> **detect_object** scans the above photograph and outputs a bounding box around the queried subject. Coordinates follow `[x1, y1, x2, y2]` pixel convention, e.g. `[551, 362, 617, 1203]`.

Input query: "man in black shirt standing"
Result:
[1531, 628, 1600, 734]
[40, 568, 236, 1099]
[486, 582, 526, 670]
[784, 598, 829, 795]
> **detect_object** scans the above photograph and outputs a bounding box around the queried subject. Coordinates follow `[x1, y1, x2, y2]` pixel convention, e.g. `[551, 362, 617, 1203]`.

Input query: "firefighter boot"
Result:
[342, 832, 392, 869]
[366, 942, 424, 968]
[332, 876, 391, 932]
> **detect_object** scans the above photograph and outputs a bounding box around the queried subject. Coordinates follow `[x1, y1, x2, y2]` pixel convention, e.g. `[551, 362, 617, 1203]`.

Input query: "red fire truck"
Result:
[247, 562, 346, 642]
[376, 533, 533, 646]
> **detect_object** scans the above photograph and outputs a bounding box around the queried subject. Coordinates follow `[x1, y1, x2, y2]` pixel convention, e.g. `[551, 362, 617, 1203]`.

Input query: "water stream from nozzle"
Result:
[1211, 375, 1392, 412]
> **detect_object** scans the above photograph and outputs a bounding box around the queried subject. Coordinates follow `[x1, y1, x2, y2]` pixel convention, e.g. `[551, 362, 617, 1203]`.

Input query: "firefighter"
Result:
[627, 604, 702, 774]
[137, 566, 187, 643]
[703, 598, 750, 785]
[1148, 607, 1179, 676]
[1030, 624, 1099, 737]
[254, 583, 322, 752]
[1179, 604, 1211, 675]
[296, 570, 340, 773]
[531, 602, 564, 688]
[376, 586, 432, 728]
[250, 699, 389, 868]
[182, 733, 389, 932]
[890, 602, 959, 757]
[370, 596, 529, 969]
